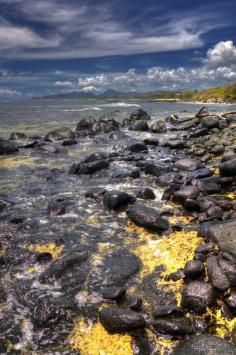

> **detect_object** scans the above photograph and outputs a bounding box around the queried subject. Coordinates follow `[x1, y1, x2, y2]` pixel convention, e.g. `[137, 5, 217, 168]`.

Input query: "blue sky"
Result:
[0, 0, 235, 97]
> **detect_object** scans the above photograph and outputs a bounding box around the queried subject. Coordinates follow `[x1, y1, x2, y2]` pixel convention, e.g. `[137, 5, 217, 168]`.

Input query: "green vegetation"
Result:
[179, 83, 236, 103]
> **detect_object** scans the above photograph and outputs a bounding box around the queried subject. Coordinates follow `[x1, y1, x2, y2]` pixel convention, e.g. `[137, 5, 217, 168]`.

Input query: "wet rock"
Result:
[101, 287, 126, 300]
[156, 172, 182, 187]
[196, 106, 209, 118]
[0, 138, 19, 155]
[129, 120, 149, 131]
[36, 252, 53, 264]
[9, 132, 37, 148]
[195, 243, 215, 254]
[225, 290, 236, 311]
[189, 127, 209, 138]
[205, 205, 223, 220]
[184, 260, 205, 279]
[187, 168, 213, 180]
[47, 199, 69, 216]
[81, 152, 111, 163]
[127, 204, 169, 232]
[62, 138, 77, 146]
[103, 190, 134, 210]
[136, 188, 155, 200]
[99, 307, 145, 333]
[85, 187, 107, 200]
[173, 186, 200, 204]
[70, 160, 109, 175]
[218, 259, 236, 287]
[184, 199, 200, 212]
[219, 158, 236, 176]
[145, 162, 173, 177]
[170, 119, 199, 131]
[143, 138, 159, 146]
[128, 143, 148, 153]
[88, 249, 140, 291]
[150, 121, 167, 133]
[112, 168, 140, 180]
[0, 311, 22, 347]
[37, 143, 59, 155]
[39, 252, 88, 284]
[31, 295, 67, 328]
[153, 305, 184, 318]
[76, 116, 97, 131]
[174, 158, 201, 171]
[198, 218, 236, 258]
[206, 256, 230, 291]
[211, 145, 224, 155]
[0, 284, 7, 303]
[173, 334, 236, 355]
[119, 296, 143, 310]
[92, 116, 120, 134]
[153, 317, 193, 335]
[44, 127, 76, 142]
[130, 108, 151, 121]
[181, 281, 214, 313]
[164, 139, 186, 149]
[201, 116, 219, 129]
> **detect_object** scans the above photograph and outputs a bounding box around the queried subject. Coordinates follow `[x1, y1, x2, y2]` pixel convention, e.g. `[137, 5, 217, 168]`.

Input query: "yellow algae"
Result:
[0, 156, 37, 169]
[208, 308, 236, 338]
[169, 215, 194, 225]
[87, 213, 100, 227]
[68, 317, 133, 355]
[211, 167, 219, 175]
[23, 243, 64, 260]
[27, 266, 36, 273]
[146, 330, 179, 355]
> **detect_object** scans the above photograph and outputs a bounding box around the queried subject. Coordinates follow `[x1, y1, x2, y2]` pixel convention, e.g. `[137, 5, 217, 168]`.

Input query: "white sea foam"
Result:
[98, 102, 141, 108]
[64, 107, 102, 112]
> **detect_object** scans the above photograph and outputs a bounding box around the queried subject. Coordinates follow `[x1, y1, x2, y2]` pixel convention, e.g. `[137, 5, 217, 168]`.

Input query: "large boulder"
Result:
[76, 116, 97, 131]
[173, 186, 200, 204]
[174, 158, 202, 171]
[127, 204, 169, 232]
[129, 120, 149, 131]
[206, 256, 230, 291]
[9, 132, 37, 148]
[103, 190, 134, 210]
[92, 116, 120, 134]
[181, 281, 214, 313]
[198, 218, 236, 258]
[219, 158, 236, 176]
[44, 127, 76, 142]
[201, 115, 219, 129]
[150, 121, 167, 133]
[99, 307, 145, 333]
[130, 108, 151, 121]
[0, 138, 19, 155]
[173, 334, 236, 355]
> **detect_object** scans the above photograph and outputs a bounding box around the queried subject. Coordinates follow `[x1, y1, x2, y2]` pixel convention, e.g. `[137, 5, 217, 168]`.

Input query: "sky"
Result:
[0, 0, 236, 98]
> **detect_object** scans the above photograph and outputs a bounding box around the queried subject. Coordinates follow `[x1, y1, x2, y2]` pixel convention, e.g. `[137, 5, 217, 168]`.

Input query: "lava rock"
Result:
[85, 187, 107, 200]
[129, 120, 149, 131]
[187, 168, 213, 180]
[128, 143, 148, 153]
[145, 162, 173, 177]
[99, 307, 145, 333]
[76, 116, 97, 131]
[130, 108, 151, 121]
[184, 260, 205, 279]
[201, 116, 219, 129]
[150, 121, 167, 133]
[156, 172, 182, 187]
[70, 160, 109, 175]
[173, 334, 236, 355]
[101, 287, 126, 300]
[219, 158, 236, 177]
[136, 188, 155, 200]
[127, 204, 169, 232]
[181, 281, 214, 313]
[174, 158, 201, 171]
[173, 186, 200, 204]
[0, 138, 19, 155]
[44, 127, 76, 142]
[164, 140, 186, 149]
[153, 317, 193, 335]
[103, 190, 134, 210]
[218, 259, 236, 287]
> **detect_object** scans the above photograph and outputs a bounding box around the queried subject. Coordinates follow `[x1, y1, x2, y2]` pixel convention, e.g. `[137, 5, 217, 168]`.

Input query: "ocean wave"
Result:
[64, 107, 102, 112]
[98, 102, 141, 108]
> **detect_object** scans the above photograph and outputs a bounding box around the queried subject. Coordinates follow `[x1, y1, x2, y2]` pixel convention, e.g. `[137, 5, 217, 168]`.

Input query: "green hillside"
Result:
[180, 83, 236, 103]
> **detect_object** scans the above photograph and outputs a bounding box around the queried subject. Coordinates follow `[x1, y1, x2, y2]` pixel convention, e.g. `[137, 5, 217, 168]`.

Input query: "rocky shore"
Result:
[1, 106, 236, 354]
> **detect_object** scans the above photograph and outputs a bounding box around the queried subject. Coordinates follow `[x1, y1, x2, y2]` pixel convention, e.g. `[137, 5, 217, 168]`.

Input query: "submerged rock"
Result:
[99, 307, 145, 333]
[0, 138, 19, 155]
[85, 187, 107, 200]
[136, 188, 155, 200]
[173, 334, 235, 355]
[70, 160, 109, 175]
[127, 204, 169, 232]
[44, 127, 76, 142]
[181, 281, 214, 313]
[103, 190, 134, 210]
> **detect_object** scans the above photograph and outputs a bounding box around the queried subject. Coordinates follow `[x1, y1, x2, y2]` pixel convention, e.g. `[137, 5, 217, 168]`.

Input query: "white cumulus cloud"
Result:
[206, 41, 236, 66]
